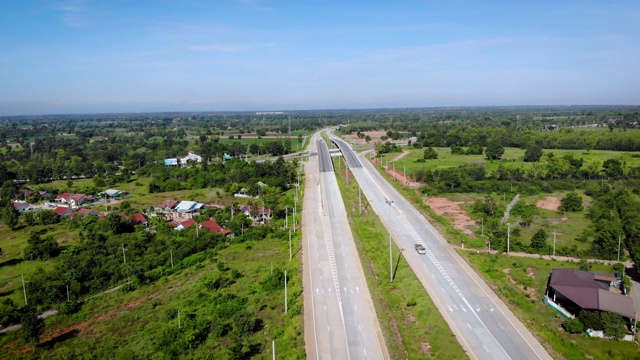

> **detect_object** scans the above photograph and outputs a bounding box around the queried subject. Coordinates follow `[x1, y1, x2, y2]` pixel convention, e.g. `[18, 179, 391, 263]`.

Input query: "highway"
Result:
[329, 135, 552, 360]
[303, 133, 388, 360]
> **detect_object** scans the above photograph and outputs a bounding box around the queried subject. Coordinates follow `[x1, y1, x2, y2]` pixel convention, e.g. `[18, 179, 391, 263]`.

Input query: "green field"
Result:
[381, 147, 640, 179]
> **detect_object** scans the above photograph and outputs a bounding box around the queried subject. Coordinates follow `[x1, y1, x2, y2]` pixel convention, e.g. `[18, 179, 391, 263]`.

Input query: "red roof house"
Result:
[53, 206, 73, 217]
[132, 213, 148, 225]
[55, 193, 73, 203]
[174, 219, 197, 230]
[200, 219, 233, 236]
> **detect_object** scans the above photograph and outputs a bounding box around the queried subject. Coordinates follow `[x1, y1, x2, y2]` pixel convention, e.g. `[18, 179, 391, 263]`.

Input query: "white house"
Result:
[180, 151, 203, 165]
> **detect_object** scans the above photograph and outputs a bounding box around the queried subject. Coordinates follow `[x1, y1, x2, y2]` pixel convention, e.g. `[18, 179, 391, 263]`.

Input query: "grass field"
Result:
[335, 160, 468, 359]
[380, 147, 640, 179]
[0, 190, 305, 359]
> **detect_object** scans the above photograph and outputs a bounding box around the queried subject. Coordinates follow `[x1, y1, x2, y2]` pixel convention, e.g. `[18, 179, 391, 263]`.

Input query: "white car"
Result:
[414, 243, 426, 254]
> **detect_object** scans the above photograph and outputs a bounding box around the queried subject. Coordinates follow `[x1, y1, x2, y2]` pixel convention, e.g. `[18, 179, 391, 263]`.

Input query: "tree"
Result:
[523, 143, 543, 162]
[20, 310, 44, 348]
[38, 210, 60, 225]
[530, 229, 548, 251]
[561, 318, 584, 334]
[1, 206, 19, 230]
[485, 140, 504, 160]
[602, 159, 623, 179]
[560, 192, 583, 212]
[24, 232, 59, 260]
[364, 135, 371, 143]
[423, 147, 438, 159]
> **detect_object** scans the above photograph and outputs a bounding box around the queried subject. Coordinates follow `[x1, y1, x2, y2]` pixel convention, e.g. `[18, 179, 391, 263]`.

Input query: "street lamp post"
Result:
[507, 223, 511, 255]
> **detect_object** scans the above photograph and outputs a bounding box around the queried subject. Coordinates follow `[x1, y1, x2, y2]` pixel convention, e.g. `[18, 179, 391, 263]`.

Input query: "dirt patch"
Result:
[424, 197, 476, 237]
[372, 157, 422, 188]
[342, 131, 405, 146]
[406, 313, 417, 323]
[527, 267, 536, 279]
[420, 341, 433, 355]
[391, 150, 410, 162]
[536, 196, 560, 211]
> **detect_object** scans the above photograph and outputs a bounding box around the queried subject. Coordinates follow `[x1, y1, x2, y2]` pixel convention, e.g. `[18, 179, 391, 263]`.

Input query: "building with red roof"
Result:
[199, 219, 233, 236]
[53, 206, 73, 217]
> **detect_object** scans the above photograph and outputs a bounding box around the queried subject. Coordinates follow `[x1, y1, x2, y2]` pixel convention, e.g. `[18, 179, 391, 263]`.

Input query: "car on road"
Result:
[414, 243, 426, 254]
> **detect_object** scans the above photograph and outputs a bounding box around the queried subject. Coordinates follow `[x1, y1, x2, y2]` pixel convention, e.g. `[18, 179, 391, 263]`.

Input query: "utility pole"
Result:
[507, 223, 511, 255]
[285, 206, 288, 229]
[294, 200, 297, 232]
[67, 285, 70, 302]
[170, 249, 174, 268]
[284, 270, 288, 314]
[122, 244, 127, 264]
[359, 186, 362, 214]
[481, 217, 484, 236]
[178, 310, 181, 328]
[389, 233, 393, 283]
[21, 274, 27, 306]
[553, 230, 557, 257]
[289, 228, 292, 261]
[272, 341, 276, 360]
[618, 234, 622, 262]
[404, 165, 406, 187]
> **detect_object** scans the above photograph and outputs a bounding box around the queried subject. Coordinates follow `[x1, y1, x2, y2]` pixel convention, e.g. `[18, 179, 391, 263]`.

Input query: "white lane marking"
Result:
[327, 325, 330, 331]
[490, 306, 494, 312]
[356, 286, 360, 294]
[316, 288, 319, 295]
[483, 304, 488, 310]
[499, 323, 504, 329]
[447, 304, 453, 312]
[359, 325, 362, 332]
[461, 306, 467, 312]
[467, 322, 472, 329]
[484, 345, 490, 353]
[476, 305, 481, 312]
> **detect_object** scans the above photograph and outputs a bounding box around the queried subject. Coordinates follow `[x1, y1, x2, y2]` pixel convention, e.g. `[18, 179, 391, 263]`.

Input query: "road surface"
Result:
[330, 135, 552, 360]
[303, 134, 388, 360]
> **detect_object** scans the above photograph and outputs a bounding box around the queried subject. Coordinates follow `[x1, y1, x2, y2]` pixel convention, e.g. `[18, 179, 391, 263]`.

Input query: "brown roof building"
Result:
[547, 268, 635, 319]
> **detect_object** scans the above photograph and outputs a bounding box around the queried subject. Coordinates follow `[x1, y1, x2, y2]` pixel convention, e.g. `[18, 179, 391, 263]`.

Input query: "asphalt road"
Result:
[331, 135, 552, 360]
[303, 134, 388, 360]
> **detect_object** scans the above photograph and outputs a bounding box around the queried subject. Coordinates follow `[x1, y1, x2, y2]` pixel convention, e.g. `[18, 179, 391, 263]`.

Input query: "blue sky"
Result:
[0, 0, 638, 115]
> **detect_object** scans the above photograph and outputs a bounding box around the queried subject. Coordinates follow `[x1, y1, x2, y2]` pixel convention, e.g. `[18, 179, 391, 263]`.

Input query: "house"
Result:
[180, 151, 203, 165]
[131, 213, 148, 225]
[157, 200, 179, 212]
[55, 193, 73, 204]
[545, 268, 635, 320]
[53, 206, 73, 218]
[164, 158, 178, 166]
[175, 201, 205, 214]
[174, 219, 197, 230]
[11, 201, 31, 213]
[68, 208, 100, 220]
[70, 194, 92, 207]
[237, 204, 272, 223]
[199, 219, 233, 236]
[98, 189, 124, 199]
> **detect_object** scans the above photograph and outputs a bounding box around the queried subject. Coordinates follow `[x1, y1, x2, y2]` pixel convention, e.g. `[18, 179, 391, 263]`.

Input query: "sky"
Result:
[0, 0, 639, 115]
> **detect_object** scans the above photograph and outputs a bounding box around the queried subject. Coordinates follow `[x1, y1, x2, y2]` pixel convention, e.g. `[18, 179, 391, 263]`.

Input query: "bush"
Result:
[406, 299, 417, 307]
[560, 192, 583, 212]
[562, 318, 584, 333]
[423, 147, 438, 159]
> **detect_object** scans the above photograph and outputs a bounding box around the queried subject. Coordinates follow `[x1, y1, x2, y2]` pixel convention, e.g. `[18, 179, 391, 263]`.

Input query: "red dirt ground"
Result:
[424, 197, 476, 237]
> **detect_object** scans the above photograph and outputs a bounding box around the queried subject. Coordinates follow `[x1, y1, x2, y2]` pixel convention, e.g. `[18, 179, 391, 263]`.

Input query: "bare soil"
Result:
[342, 131, 405, 146]
[536, 196, 561, 211]
[424, 197, 476, 237]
